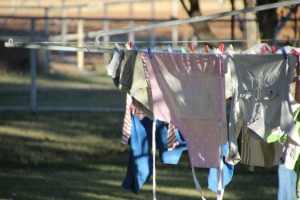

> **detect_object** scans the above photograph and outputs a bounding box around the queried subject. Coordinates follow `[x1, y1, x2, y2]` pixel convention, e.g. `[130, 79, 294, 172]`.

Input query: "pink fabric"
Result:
[141, 53, 179, 150]
[144, 52, 226, 169]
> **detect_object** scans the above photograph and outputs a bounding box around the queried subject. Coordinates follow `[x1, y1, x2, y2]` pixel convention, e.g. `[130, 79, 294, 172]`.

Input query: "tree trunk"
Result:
[180, 0, 219, 48]
[256, 0, 278, 45]
[243, 0, 261, 49]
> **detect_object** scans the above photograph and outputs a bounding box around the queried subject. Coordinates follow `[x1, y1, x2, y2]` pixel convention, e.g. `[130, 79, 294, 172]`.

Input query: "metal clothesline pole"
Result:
[94, 0, 300, 47]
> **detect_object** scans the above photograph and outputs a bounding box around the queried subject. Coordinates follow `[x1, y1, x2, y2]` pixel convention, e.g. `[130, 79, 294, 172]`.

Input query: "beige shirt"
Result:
[226, 54, 300, 170]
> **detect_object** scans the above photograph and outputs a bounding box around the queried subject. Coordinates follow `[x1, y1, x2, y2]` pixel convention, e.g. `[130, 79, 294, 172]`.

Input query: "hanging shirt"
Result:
[113, 50, 153, 119]
[144, 51, 227, 169]
[226, 54, 300, 170]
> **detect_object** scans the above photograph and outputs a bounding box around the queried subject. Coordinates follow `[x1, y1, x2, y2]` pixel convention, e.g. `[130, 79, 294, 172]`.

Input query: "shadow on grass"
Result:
[0, 111, 279, 200]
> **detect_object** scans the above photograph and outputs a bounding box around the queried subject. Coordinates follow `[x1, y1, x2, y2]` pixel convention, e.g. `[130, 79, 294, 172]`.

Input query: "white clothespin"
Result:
[115, 43, 122, 52]
[249, 49, 256, 54]
[226, 48, 234, 57]
[212, 48, 222, 57]
[125, 43, 131, 50]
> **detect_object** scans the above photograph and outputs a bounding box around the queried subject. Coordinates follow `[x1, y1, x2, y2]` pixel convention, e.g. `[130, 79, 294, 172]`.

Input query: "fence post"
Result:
[128, 2, 134, 42]
[172, 0, 178, 48]
[77, 7, 84, 70]
[103, 3, 109, 63]
[61, 0, 68, 44]
[150, 0, 155, 47]
[44, 7, 50, 75]
[30, 18, 37, 115]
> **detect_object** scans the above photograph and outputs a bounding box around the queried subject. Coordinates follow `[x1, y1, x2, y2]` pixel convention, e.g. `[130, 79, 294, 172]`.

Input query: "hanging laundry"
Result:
[112, 50, 153, 120]
[278, 164, 297, 200]
[207, 141, 234, 193]
[122, 113, 187, 194]
[143, 51, 227, 169]
[226, 54, 300, 170]
[241, 122, 285, 167]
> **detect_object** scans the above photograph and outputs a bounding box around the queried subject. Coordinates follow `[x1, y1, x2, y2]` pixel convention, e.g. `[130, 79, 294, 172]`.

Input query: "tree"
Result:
[179, 0, 280, 49]
[180, 0, 219, 48]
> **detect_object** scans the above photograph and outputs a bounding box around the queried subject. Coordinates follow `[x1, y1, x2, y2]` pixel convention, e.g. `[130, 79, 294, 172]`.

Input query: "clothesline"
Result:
[4, 1, 300, 199]
[4, 38, 300, 54]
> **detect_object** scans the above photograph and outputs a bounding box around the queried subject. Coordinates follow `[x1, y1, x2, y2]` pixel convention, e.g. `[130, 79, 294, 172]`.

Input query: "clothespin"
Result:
[147, 46, 152, 59]
[125, 43, 131, 50]
[129, 41, 134, 49]
[261, 45, 267, 54]
[115, 43, 122, 52]
[292, 49, 299, 56]
[180, 46, 187, 53]
[271, 46, 276, 54]
[212, 48, 222, 57]
[190, 45, 195, 53]
[228, 44, 234, 51]
[280, 47, 287, 59]
[133, 44, 138, 53]
[218, 43, 224, 52]
[166, 45, 172, 52]
[226, 48, 234, 57]
[205, 45, 209, 53]
[248, 49, 256, 54]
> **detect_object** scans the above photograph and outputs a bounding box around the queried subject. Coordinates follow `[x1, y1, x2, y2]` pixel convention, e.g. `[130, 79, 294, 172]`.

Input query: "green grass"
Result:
[0, 111, 279, 200]
[0, 71, 279, 200]
[0, 66, 126, 108]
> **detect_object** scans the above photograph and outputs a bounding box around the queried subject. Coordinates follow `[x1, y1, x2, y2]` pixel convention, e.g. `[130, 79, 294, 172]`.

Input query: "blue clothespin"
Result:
[147, 46, 152, 59]
[133, 44, 138, 53]
[280, 47, 287, 59]
[166, 45, 172, 52]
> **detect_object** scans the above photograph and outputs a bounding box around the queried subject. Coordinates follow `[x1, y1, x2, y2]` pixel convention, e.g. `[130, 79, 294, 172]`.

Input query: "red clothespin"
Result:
[129, 41, 134, 49]
[271, 46, 276, 54]
[218, 43, 224, 52]
[292, 49, 299, 56]
[190, 45, 195, 53]
[205, 45, 209, 53]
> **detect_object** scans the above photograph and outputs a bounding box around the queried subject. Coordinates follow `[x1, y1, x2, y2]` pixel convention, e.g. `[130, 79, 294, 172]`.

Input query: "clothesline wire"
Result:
[5, 0, 300, 52]
[7, 38, 300, 44]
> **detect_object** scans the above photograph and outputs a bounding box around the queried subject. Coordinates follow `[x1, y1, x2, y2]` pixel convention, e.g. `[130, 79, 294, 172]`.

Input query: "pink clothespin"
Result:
[205, 45, 209, 53]
[261, 45, 266, 54]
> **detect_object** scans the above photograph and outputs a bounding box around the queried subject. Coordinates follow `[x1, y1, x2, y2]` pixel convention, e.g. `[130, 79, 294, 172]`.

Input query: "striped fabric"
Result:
[122, 93, 146, 144]
[167, 124, 179, 151]
[122, 93, 133, 144]
[141, 52, 179, 151]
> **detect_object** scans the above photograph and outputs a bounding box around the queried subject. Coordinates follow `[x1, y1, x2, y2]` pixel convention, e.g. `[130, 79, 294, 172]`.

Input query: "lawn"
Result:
[0, 63, 279, 200]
